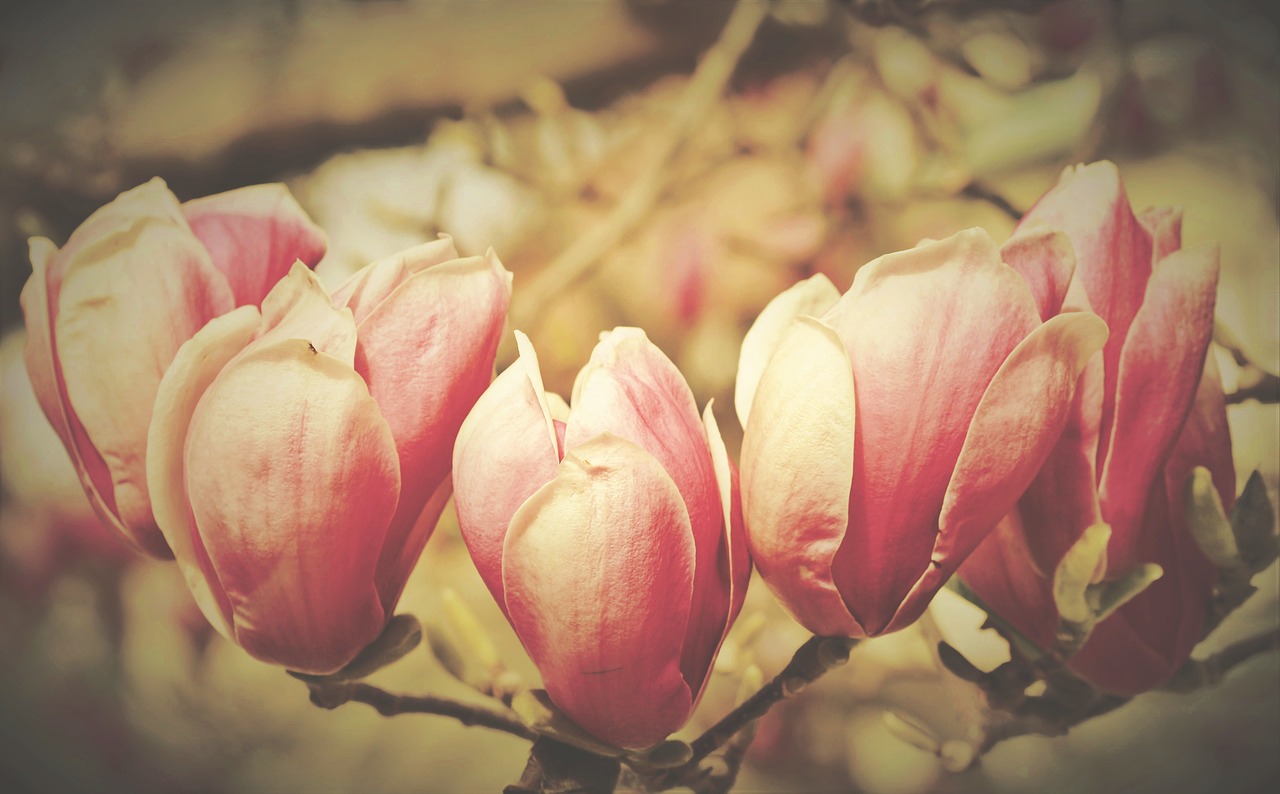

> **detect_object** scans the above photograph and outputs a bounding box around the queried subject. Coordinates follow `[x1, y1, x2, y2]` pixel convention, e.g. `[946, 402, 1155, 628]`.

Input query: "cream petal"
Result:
[502, 434, 695, 749]
[734, 273, 841, 429]
[185, 338, 400, 674]
[741, 315, 861, 637]
[147, 305, 262, 639]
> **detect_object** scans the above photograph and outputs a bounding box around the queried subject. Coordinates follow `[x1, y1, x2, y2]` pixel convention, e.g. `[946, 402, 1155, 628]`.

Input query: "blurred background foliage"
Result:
[1, 1, 1277, 792]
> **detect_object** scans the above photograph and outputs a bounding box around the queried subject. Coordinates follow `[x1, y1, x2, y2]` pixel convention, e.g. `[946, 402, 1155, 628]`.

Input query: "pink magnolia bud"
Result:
[146, 238, 511, 675]
[960, 161, 1228, 694]
[20, 178, 327, 557]
[736, 228, 1107, 638]
[453, 328, 750, 749]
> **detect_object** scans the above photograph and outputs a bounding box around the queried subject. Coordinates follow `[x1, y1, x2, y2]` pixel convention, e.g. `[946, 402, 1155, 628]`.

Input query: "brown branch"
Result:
[961, 181, 1024, 221]
[1163, 627, 1280, 693]
[305, 680, 536, 741]
[655, 635, 857, 789]
[1226, 371, 1280, 405]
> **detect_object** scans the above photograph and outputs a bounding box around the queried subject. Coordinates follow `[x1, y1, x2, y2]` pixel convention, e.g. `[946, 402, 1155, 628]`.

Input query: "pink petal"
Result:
[1099, 244, 1219, 571]
[677, 402, 751, 701]
[1138, 205, 1183, 263]
[355, 252, 511, 609]
[565, 328, 726, 683]
[20, 237, 135, 549]
[734, 273, 841, 429]
[181, 183, 327, 307]
[1018, 161, 1154, 477]
[453, 332, 561, 610]
[740, 316, 861, 637]
[53, 188, 236, 554]
[331, 236, 461, 324]
[185, 338, 401, 674]
[502, 434, 695, 749]
[999, 226, 1076, 321]
[824, 229, 1041, 635]
[253, 262, 357, 366]
[958, 512, 1060, 651]
[147, 305, 262, 639]
[1016, 350, 1106, 574]
[1069, 475, 1205, 695]
[1078, 351, 1233, 694]
[885, 312, 1108, 633]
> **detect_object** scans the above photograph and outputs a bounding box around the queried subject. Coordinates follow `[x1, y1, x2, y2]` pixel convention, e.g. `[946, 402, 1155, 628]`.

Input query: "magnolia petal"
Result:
[1138, 205, 1183, 264]
[254, 262, 357, 366]
[185, 339, 400, 674]
[674, 401, 751, 702]
[147, 305, 262, 639]
[825, 229, 1041, 635]
[565, 328, 726, 684]
[734, 273, 841, 429]
[453, 331, 560, 609]
[886, 312, 1108, 634]
[741, 316, 861, 637]
[502, 435, 695, 749]
[1017, 350, 1106, 574]
[355, 252, 511, 610]
[54, 203, 235, 550]
[999, 225, 1076, 321]
[1099, 244, 1219, 571]
[1018, 161, 1154, 477]
[181, 183, 327, 307]
[20, 237, 133, 548]
[958, 512, 1060, 651]
[331, 236, 461, 324]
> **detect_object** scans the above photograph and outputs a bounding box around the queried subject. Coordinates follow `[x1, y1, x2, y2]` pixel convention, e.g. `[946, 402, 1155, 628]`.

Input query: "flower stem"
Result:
[655, 635, 858, 789]
[304, 679, 536, 741]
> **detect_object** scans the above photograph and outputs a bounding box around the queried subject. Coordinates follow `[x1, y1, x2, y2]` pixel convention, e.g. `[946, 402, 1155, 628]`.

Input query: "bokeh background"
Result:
[1, 1, 1277, 792]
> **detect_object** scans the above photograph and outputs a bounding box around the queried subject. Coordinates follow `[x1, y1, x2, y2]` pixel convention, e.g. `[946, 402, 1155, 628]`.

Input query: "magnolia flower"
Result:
[20, 178, 326, 557]
[960, 161, 1227, 694]
[735, 228, 1107, 638]
[453, 328, 750, 749]
[146, 238, 511, 674]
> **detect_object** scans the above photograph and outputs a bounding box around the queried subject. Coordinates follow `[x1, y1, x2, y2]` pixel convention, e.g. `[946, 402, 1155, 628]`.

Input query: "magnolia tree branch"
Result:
[653, 635, 858, 789]
[1164, 627, 1280, 692]
[304, 679, 536, 741]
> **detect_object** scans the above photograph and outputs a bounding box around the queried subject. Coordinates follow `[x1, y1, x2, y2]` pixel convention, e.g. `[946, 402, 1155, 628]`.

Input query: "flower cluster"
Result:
[18, 159, 1241, 748]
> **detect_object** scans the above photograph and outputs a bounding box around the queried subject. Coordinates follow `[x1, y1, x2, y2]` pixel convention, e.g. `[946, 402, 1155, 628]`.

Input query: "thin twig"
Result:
[961, 181, 1024, 221]
[656, 635, 857, 789]
[1164, 627, 1280, 693]
[511, 0, 770, 329]
[305, 680, 536, 741]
